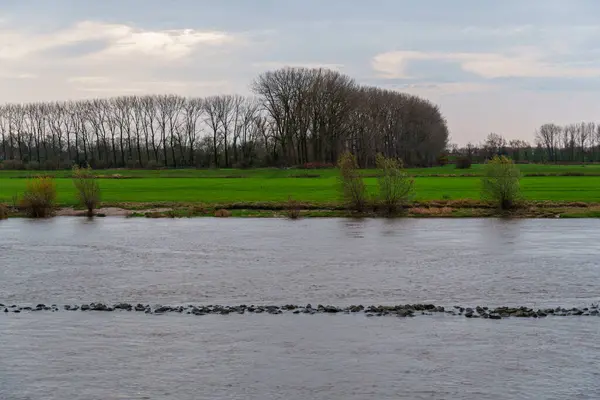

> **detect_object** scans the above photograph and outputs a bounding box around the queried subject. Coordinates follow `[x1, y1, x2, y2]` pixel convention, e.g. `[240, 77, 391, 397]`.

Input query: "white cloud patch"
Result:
[0, 20, 251, 103]
[372, 49, 600, 79]
[0, 21, 237, 61]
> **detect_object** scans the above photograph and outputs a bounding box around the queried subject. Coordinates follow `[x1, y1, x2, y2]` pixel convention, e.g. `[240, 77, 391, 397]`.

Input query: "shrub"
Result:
[337, 152, 367, 212]
[214, 209, 232, 218]
[286, 196, 301, 220]
[300, 162, 335, 169]
[25, 161, 41, 171]
[43, 159, 60, 170]
[60, 161, 74, 170]
[146, 160, 161, 170]
[375, 154, 415, 215]
[481, 155, 522, 210]
[1, 159, 25, 170]
[455, 156, 472, 169]
[0, 203, 8, 220]
[72, 164, 101, 217]
[437, 154, 449, 166]
[126, 159, 141, 169]
[21, 176, 57, 218]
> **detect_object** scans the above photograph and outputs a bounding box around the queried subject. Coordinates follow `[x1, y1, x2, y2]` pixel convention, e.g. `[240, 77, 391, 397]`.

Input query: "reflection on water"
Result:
[2, 217, 600, 399]
[1, 217, 600, 307]
[1, 313, 599, 400]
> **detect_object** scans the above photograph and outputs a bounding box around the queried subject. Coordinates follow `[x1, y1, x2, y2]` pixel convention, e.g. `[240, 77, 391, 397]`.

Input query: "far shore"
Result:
[4, 200, 600, 219]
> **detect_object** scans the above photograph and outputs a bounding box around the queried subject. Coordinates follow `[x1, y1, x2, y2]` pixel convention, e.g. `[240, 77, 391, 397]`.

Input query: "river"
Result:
[1, 217, 600, 399]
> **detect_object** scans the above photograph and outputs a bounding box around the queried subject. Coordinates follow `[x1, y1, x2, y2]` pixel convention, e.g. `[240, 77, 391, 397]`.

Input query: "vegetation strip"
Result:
[2, 303, 599, 319]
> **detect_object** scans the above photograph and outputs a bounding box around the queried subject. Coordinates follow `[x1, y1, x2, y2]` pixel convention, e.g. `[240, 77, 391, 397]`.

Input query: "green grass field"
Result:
[1, 164, 600, 206]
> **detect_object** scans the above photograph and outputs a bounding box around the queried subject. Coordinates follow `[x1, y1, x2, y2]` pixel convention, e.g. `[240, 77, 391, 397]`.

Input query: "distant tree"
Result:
[481, 155, 521, 210]
[455, 156, 472, 169]
[72, 164, 101, 217]
[375, 154, 414, 215]
[337, 151, 367, 212]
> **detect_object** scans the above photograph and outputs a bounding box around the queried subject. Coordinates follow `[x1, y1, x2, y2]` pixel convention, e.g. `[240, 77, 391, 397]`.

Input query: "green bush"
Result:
[21, 176, 57, 218]
[481, 155, 522, 210]
[146, 160, 161, 170]
[286, 196, 301, 219]
[455, 156, 472, 169]
[25, 161, 41, 170]
[1, 159, 25, 170]
[375, 154, 415, 215]
[72, 165, 101, 217]
[437, 154, 449, 166]
[337, 152, 367, 212]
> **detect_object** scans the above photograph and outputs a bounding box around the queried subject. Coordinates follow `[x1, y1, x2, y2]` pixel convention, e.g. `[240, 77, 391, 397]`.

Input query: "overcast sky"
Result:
[1, 0, 600, 145]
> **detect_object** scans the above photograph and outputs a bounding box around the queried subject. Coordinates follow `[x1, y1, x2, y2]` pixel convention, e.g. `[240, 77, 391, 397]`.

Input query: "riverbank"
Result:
[4, 200, 600, 219]
[2, 302, 599, 319]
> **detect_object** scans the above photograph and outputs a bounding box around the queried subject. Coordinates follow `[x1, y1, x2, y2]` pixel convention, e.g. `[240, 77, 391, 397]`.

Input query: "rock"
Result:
[154, 306, 172, 313]
[435, 306, 445, 313]
[397, 309, 413, 318]
[91, 303, 112, 311]
[489, 314, 502, 320]
[80, 304, 90, 311]
[114, 303, 133, 311]
[22, 307, 32, 311]
[465, 311, 474, 318]
[13, 309, 20, 313]
[135, 304, 146, 312]
[293, 310, 300, 314]
[4, 308, 8, 313]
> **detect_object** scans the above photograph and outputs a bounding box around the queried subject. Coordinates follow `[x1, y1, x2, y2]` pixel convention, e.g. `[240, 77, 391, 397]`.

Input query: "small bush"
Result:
[21, 176, 57, 218]
[290, 174, 321, 178]
[0, 203, 8, 220]
[300, 162, 335, 169]
[214, 209, 232, 218]
[1, 159, 25, 170]
[437, 154, 449, 166]
[126, 159, 141, 169]
[286, 197, 301, 220]
[43, 159, 60, 170]
[337, 152, 367, 212]
[375, 154, 415, 215]
[455, 156, 472, 169]
[72, 164, 101, 217]
[25, 161, 41, 171]
[481, 155, 522, 210]
[146, 160, 161, 170]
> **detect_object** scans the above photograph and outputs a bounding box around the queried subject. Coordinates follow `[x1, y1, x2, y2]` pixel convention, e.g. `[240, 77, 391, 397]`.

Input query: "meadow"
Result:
[1, 164, 600, 207]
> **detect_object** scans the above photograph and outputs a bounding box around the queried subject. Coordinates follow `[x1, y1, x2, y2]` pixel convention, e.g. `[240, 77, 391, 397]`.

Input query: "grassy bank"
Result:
[1, 164, 600, 218]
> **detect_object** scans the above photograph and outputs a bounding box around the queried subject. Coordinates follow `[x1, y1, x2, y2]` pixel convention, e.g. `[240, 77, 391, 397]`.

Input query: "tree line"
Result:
[0, 68, 449, 170]
[451, 123, 600, 164]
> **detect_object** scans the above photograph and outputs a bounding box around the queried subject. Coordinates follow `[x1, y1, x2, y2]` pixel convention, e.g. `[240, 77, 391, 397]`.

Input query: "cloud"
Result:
[372, 49, 600, 79]
[391, 82, 497, 96]
[0, 20, 251, 102]
[0, 21, 238, 61]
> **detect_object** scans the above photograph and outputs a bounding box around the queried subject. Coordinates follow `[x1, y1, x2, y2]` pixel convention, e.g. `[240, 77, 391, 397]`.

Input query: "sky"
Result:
[1, 0, 600, 145]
